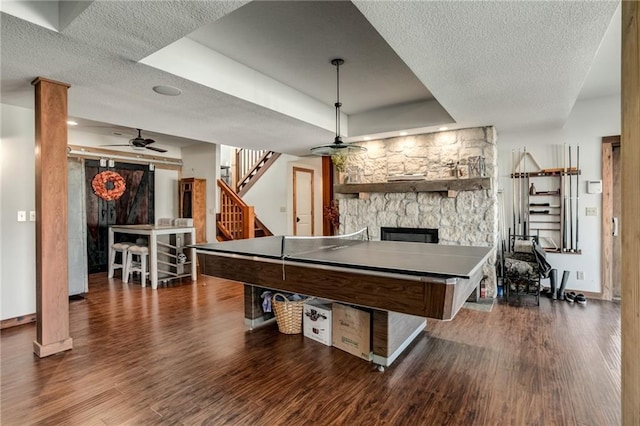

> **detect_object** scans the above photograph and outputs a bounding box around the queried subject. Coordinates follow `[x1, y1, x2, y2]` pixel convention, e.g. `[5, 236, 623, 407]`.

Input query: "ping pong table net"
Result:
[280, 227, 369, 258]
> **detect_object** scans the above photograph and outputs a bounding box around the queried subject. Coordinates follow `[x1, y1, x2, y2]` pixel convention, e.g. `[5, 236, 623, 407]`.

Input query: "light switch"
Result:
[29, 211, 36, 221]
[280, 206, 286, 212]
[17, 211, 26, 222]
[585, 207, 598, 216]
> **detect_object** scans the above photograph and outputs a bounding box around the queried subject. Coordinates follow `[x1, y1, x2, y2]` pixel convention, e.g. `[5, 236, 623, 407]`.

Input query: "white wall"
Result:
[242, 154, 297, 236]
[1, 104, 36, 320]
[241, 154, 324, 236]
[154, 168, 179, 219]
[498, 95, 620, 293]
[181, 143, 219, 243]
[1, 103, 182, 321]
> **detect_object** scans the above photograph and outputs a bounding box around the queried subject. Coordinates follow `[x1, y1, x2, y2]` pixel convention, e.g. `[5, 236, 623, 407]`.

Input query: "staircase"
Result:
[216, 179, 273, 241]
[236, 149, 281, 197]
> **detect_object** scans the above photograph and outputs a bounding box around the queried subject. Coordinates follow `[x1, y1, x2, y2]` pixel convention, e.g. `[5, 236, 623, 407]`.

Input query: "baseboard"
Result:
[540, 288, 605, 300]
[1, 313, 36, 330]
[570, 290, 603, 300]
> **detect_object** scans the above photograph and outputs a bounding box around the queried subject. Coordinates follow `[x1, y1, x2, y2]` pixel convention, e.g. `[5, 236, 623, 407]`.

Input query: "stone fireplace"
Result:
[337, 126, 499, 297]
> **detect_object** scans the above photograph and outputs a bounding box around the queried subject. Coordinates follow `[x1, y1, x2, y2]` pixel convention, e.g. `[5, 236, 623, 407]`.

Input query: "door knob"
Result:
[296, 217, 300, 223]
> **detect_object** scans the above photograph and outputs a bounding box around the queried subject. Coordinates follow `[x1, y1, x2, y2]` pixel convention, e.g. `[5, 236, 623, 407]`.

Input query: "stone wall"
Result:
[338, 126, 499, 297]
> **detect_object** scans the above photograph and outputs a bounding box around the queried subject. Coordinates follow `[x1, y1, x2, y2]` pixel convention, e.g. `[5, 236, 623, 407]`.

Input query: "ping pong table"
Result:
[195, 230, 491, 368]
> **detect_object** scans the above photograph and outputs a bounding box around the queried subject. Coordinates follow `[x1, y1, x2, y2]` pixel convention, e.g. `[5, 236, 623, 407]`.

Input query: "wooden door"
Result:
[85, 160, 155, 273]
[601, 135, 621, 300]
[179, 178, 206, 243]
[612, 145, 621, 299]
[293, 167, 314, 236]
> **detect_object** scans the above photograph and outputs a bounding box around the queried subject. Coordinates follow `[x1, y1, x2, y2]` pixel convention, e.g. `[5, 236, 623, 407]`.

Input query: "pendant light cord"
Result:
[335, 60, 341, 143]
[309, 58, 365, 155]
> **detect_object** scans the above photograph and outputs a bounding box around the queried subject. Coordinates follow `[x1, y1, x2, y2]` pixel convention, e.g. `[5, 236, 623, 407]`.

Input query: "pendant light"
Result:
[310, 58, 367, 156]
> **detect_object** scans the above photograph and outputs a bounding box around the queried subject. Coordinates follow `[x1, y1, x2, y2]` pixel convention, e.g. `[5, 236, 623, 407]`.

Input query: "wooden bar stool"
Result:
[108, 243, 130, 278]
[124, 245, 149, 287]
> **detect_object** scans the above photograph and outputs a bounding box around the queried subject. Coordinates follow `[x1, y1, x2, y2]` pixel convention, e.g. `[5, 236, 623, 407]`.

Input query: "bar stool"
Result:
[108, 243, 130, 278]
[124, 245, 149, 287]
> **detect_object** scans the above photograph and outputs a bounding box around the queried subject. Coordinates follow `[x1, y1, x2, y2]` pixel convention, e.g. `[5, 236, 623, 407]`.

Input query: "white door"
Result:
[293, 167, 314, 236]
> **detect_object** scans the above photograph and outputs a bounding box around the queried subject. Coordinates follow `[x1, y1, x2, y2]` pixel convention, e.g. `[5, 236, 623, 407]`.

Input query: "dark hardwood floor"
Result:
[1, 274, 620, 425]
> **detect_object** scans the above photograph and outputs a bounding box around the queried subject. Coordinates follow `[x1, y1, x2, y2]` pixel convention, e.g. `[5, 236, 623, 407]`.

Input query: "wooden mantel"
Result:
[334, 177, 491, 198]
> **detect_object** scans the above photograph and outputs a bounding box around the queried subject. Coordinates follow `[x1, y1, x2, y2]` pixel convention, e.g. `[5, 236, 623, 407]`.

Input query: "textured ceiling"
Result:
[353, 0, 620, 131]
[0, 1, 620, 156]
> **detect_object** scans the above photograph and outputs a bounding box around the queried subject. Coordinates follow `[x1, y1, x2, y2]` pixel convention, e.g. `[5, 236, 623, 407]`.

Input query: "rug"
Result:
[462, 298, 495, 312]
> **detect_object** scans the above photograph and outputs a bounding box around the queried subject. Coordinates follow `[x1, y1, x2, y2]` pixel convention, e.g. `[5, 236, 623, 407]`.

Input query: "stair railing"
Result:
[217, 179, 255, 240]
[235, 149, 281, 196]
[236, 148, 267, 189]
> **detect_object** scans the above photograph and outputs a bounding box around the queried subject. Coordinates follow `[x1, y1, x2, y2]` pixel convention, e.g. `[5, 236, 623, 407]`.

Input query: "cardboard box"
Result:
[332, 303, 372, 361]
[303, 300, 332, 346]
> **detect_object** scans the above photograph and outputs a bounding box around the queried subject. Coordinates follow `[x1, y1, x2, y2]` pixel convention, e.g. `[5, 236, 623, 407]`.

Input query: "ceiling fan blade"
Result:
[101, 129, 166, 152]
[145, 145, 167, 153]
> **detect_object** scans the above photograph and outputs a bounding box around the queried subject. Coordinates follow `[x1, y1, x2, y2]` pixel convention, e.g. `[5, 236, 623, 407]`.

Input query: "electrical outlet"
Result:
[280, 206, 286, 213]
[585, 207, 598, 216]
[29, 211, 36, 221]
[576, 271, 584, 280]
[17, 211, 26, 222]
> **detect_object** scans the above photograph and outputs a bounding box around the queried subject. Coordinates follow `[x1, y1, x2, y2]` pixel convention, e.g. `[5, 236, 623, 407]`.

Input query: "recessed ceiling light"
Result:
[400, 131, 408, 136]
[67, 120, 78, 126]
[439, 126, 449, 131]
[364, 136, 371, 141]
[152, 85, 182, 96]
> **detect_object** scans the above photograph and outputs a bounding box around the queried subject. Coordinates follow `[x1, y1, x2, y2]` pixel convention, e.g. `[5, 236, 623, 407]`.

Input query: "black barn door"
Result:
[85, 160, 155, 273]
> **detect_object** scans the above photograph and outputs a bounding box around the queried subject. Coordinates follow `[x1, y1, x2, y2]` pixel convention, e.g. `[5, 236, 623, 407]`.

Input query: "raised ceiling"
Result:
[0, 1, 620, 156]
[187, 1, 435, 115]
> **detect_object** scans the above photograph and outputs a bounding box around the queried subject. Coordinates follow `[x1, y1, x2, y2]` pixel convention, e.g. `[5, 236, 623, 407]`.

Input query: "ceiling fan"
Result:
[102, 129, 168, 153]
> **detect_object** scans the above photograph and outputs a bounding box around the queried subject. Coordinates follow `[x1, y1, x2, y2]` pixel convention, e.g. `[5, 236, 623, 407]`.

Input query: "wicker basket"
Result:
[272, 293, 307, 334]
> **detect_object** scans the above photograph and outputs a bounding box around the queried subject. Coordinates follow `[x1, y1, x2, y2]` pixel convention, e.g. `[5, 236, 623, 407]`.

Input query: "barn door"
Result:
[85, 160, 155, 273]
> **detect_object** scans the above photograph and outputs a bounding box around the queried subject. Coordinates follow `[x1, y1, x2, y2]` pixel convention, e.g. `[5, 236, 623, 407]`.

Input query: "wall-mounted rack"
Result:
[510, 169, 581, 254]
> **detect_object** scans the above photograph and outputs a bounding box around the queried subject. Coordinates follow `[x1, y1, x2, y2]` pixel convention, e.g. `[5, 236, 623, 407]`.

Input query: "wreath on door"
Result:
[92, 171, 126, 201]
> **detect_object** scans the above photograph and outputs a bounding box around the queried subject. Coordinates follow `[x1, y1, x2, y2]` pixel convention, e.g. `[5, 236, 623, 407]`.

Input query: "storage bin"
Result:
[272, 293, 307, 334]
